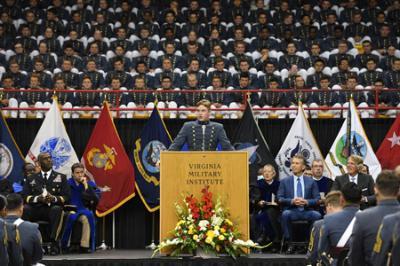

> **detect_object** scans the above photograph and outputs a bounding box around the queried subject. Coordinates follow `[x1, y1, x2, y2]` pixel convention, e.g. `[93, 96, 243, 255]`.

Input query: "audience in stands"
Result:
[0, 0, 398, 119]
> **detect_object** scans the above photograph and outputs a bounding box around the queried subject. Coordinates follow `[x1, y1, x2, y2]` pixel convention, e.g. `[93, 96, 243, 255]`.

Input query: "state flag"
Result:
[133, 107, 172, 212]
[325, 99, 381, 178]
[376, 115, 400, 169]
[232, 103, 278, 183]
[26, 98, 78, 176]
[0, 112, 25, 184]
[275, 103, 331, 178]
[82, 102, 135, 217]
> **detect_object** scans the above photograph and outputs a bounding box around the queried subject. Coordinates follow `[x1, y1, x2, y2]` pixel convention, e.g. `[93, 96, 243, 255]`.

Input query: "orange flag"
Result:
[82, 103, 135, 216]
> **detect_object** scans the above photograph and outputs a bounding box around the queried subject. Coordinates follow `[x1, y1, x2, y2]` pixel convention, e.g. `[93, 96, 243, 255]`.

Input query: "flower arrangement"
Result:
[153, 186, 266, 259]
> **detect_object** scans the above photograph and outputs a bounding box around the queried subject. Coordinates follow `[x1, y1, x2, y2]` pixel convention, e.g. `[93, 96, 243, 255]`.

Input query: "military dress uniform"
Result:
[259, 89, 289, 118]
[22, 170, 71, 243]
[309, 89, 341, 118]
[169, 120, 234, 151]
[5, 215, 43, 265]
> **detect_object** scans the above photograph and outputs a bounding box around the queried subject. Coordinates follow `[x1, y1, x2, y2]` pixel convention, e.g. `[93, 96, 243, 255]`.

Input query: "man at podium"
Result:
[169, 99, 234, 151]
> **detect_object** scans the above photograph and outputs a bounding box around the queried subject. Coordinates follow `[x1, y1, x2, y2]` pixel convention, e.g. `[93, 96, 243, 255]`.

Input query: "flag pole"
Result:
[97, 217, 109, 250]
[112, 211, 115, 249]
[146, 212, 157, 250]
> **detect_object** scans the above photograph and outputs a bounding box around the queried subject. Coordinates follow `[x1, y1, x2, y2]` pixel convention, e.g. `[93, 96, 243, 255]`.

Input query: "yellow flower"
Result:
[205, 237, 213, 244]
[216, 245, 221, 252]
[193, 235, 199, 241]
[188, 228, 194, 235]
[220, 228, 226, 233]
[218, 235, 225, 241]
[206, 230, 215, 238]
[224, 219, 233, 226]
[214, 226, 220, 231]
[188, 224, 194, 230]
[177, 220, 184, 226]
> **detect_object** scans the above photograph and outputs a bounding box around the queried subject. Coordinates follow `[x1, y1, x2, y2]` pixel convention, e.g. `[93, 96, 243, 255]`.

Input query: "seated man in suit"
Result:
[331, 155, 375, 209]
[348, 170, 400, 266]
[22, 152, 71, 255]
[318, 183, 361, 264]
[307, 190, 343, 265]
[5, 193, 43, 265]
[277, 154, 321, 254]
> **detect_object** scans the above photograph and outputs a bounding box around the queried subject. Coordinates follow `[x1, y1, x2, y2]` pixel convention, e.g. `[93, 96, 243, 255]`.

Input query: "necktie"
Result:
[43, 172, 47, 180]
[297, 178, 304, 211]
[296, 178, 303, 198]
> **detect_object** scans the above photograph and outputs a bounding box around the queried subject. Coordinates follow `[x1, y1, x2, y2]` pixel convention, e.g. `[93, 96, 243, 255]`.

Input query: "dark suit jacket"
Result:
[348, 199, 400, 266]
[307, 219, 323, 264]
[277, 175, 321, 210]
[22, 170, 70, 206]
[332, 173, 376, 207]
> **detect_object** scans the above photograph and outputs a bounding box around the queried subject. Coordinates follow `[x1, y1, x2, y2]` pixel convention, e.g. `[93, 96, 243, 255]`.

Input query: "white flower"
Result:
[198, 220, 209, 227]
[211, 215, 223, 227]
[213, 230, 220, 236]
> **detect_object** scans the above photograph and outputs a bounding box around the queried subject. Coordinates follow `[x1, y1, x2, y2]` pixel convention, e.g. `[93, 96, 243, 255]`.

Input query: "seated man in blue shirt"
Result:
[277, 154, 321, 254]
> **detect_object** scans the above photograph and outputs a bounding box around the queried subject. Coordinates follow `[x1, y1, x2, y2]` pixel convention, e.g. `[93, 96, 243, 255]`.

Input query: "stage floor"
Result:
[43, 249, 307, 265]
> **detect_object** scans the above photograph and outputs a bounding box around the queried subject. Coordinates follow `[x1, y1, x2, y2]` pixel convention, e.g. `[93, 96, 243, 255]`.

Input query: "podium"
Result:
[160, 151, 249, 253]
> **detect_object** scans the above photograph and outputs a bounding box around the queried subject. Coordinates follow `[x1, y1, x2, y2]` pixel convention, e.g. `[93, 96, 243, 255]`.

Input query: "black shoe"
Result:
[286, 244, 296, 254]
[79, 246, 92, 253]
[68, 244, 80, 253]
[50, 244, 60, 255]
[256, 233, 267, 245]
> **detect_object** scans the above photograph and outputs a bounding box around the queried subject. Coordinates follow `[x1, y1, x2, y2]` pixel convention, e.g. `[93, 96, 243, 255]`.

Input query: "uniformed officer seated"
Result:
[22, 152, 71, 255]
[5, 193, 43, 265]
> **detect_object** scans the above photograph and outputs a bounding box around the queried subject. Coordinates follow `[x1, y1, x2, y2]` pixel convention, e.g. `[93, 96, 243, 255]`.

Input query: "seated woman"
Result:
[62, 163, 100, 253]
[255, 164, 281, 251]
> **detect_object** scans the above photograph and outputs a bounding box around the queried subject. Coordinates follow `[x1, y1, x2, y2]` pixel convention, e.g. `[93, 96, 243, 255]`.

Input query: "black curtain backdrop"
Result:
[6, 118, 393, 248]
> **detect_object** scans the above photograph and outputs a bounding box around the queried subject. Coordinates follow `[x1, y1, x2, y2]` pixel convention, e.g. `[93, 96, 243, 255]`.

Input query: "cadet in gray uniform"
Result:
[348, 170, 400, 266]
[5, 193, 43, 265]
[0, 195, 8, 265]
[307, 191, 342, 265]
[169, 99, 234, 151]
[318, 183, 361, 263]
[371, 211, 400, 266]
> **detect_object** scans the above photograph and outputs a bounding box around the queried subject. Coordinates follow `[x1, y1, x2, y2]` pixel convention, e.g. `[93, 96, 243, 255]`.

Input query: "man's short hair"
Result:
[376, 170, 400, 197]
[341, 182, 362, 204]
[325, 191, 342, 207]
[348, 155, 363, 166]
[5, 193, 23, 211]
[196, 99, 211, 110]
[292, 154, 306, 166]
[71, 163, 85, 173]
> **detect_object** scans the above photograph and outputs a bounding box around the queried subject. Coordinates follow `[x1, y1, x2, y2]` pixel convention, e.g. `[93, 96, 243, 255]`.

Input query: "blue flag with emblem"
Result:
[0, 112, 25, 186]
[133, 106, 172, 212]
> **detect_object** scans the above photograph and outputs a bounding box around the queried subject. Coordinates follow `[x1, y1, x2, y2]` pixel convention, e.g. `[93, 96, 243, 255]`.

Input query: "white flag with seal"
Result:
[276, 103, 332, 178]
[26, 98, 79, 176]
[325, 99, 381, 179]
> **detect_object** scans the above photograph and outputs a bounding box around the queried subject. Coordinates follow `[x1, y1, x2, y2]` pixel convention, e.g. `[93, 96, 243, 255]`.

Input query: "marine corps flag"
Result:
[82, 103, 135, 217]
[232, 102, 278, 183]
[376, 115, 400, 169]
[0, 112, 24, 184]
[325, 99, 381, 179]
[133, 107, 172, 212]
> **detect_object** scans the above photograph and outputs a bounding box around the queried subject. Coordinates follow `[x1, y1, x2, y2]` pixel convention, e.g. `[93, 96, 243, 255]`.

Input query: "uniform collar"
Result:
[197, 120, 210, 125]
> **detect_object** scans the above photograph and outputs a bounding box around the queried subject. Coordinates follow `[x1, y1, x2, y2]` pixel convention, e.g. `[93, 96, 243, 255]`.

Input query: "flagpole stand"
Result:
[97, 217, 110, 250]
[145, 212, 157, 250]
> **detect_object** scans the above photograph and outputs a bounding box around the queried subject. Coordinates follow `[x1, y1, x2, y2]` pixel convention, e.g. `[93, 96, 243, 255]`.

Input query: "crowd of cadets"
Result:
[1, 0, 400, 118]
